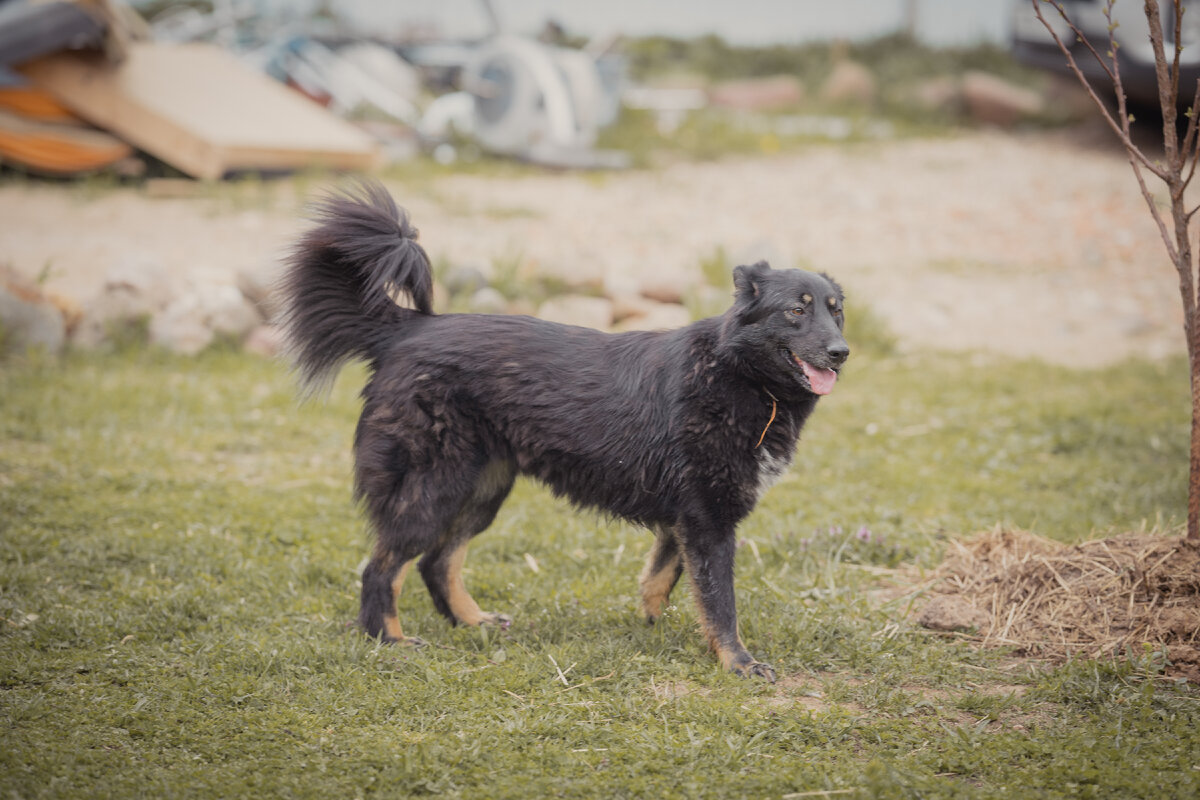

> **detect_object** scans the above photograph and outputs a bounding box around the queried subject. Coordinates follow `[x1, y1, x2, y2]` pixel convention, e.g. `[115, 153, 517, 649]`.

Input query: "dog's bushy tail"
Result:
[276, 180, 433, 393]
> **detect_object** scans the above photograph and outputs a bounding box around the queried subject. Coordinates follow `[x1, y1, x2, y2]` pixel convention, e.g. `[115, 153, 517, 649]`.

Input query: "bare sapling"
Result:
[1032, 0, 1200, 542]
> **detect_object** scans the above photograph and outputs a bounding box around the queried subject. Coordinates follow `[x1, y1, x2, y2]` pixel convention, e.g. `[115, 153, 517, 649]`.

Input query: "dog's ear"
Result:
[820, 271, 845, 302]
[732, 262, 772, 324]
[733, 261, 771, 299]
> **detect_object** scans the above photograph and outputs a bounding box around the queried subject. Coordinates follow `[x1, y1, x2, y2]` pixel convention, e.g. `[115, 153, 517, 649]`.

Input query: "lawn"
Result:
[2, 338, 1198, 799]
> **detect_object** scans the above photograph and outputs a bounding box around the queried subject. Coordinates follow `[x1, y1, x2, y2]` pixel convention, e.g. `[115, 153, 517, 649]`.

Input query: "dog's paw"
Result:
[381, 634, 427, 648]
[478, 612, 513, 630]
[736, 660, 777, 683]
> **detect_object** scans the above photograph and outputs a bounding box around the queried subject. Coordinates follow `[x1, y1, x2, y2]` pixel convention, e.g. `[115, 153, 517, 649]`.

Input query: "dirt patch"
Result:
[770, 672, 1053, 731]
[918, 528, 1200, 682]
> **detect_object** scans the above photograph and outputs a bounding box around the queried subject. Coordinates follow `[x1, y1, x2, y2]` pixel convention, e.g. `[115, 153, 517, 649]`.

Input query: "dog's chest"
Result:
[754, 447, 791, 502]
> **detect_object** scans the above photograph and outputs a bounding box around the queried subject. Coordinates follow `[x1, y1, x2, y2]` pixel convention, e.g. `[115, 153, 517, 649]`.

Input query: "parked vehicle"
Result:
[1011, 0, 1200, 106]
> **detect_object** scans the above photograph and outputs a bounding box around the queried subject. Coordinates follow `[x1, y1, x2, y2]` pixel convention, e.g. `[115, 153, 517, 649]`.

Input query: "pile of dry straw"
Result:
[918, 528, 1200, 681]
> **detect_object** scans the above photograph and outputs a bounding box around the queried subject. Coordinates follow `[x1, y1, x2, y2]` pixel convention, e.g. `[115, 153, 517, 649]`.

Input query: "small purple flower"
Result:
[855, 525, 871, 543]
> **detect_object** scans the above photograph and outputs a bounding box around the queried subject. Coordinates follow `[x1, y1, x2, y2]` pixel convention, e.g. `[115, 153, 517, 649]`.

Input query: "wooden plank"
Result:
[19, 42, 380, 179]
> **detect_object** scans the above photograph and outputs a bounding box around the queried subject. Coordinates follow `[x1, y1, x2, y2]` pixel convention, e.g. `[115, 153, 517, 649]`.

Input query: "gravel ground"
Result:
[0, 128, 1186, 366]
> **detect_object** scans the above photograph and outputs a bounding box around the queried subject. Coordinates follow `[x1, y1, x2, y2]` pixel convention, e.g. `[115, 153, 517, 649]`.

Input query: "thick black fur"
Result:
[278, 181, 849, 681]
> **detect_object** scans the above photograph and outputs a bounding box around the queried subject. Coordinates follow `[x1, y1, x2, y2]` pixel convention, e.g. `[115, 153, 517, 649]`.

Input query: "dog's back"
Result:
[359, 309, 733, 525]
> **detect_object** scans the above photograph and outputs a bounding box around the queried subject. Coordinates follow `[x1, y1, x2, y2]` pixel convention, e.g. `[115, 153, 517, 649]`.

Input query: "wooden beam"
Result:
[20, 42, 380, 179]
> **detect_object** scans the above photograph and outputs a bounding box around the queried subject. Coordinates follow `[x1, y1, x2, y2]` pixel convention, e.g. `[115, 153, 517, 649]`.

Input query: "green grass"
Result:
[2, 343, 1198, 799]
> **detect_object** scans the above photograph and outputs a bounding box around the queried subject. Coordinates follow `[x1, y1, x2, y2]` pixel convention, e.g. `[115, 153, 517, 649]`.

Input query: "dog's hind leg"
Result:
[639, 525, 684, 623]
[360, 539, 426, 646]
[418, 460, 516, 628]
[356, 441, 478, 645]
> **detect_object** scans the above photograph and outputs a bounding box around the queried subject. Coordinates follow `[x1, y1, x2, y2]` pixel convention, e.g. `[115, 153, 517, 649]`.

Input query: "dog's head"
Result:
[721, 262, 849, 397]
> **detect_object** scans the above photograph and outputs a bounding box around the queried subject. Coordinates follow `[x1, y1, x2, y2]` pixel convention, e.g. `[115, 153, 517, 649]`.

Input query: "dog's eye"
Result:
[789, 307, 806, 316]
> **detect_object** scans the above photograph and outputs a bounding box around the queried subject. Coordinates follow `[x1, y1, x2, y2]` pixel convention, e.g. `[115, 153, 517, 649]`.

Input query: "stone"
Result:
[149, 283, 262, 355]
[820, 60, 877, 105]
[243, 324, 284, 358]
[613, 301, 692, 332]
[74, 257, 177, 348]
[0, 285, 65, 354]
[149, 296, 213, 355]
[102, 256, 176, 309]
[536, 295, 613, 330]
[710, 75, 805, 111]
[236, 262, 280, 318]
[470, 286, 509, 314]
[534, 258, 606, 291]
[639, 275, 691, 305]
[442, 264, 489, 296]
[609, 292, 657, 323]
[961, 72, 1044, 127]
[917, 595, 990, 633]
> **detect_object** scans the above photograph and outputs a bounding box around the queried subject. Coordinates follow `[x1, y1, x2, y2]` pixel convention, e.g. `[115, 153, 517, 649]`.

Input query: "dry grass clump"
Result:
[918, 528, 1200, 681]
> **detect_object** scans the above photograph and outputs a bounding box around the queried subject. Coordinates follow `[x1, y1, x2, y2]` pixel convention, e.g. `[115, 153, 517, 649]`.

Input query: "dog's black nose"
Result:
[827, 343, 850, 365]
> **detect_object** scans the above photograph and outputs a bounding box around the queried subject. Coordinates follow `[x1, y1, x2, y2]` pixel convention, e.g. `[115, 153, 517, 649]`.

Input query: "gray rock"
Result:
[149, 284, 262, 355]
[74, 257, 177, 348]
[535, 258, 607, 292]
[609, 292, 658, 323]
[536, 295, 613, 330]
[639, 277, 689, 305]
[443, 264, 489, 296]
[204, 284, 262, 338]
[236, 262, 280, 318]
[102, 256, 176, 309]
[918, 595, 989, 633]
[150, 297, 213, 356]
[470, 286, 509, 314]
[614, 301, 692, 332]
[962, 72, 1044, 127]
[0, 285, 65, 354]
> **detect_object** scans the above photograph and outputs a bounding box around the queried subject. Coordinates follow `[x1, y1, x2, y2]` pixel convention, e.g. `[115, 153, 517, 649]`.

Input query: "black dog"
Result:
[278, 181, 849, 680]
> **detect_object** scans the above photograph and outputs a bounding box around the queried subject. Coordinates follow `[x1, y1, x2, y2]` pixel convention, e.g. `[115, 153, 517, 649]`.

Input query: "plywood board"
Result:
[20, 42, 379, 179]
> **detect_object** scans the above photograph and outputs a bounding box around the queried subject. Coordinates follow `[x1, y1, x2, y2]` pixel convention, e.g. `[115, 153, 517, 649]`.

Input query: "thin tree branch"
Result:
[1032, 0, 1171, 181]
[1172, 0, 1185, 150]
[1103, 0, 1180, 263]
[1181, 79, 1200, 189]
[1145, 0, 1181, 171]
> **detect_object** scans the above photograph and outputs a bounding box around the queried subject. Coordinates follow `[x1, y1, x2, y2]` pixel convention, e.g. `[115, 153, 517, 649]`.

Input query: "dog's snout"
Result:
[826, 342, 850, 365]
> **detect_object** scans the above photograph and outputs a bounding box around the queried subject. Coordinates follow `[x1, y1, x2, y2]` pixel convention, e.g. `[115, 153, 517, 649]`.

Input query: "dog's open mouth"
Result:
[790, 352, 838, 395]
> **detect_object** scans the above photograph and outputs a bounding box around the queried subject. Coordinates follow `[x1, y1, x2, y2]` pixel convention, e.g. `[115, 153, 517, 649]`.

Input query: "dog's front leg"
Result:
[678, 522, 775, 682]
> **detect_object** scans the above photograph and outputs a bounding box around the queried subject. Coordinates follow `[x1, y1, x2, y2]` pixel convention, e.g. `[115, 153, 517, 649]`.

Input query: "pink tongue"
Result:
[800, 360, 837, 395]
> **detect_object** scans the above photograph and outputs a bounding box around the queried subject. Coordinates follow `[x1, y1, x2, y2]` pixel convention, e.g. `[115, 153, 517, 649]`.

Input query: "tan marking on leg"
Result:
[383, 560, 413, 642]
[383, 614, 405, 641]
[444, 543, 486, 626]
[714, 631, 749, 672]
[639, 548, 679, 620]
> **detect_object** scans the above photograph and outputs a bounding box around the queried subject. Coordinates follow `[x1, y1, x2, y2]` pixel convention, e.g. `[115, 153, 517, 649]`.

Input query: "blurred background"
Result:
[0, 0, 1188, 366]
